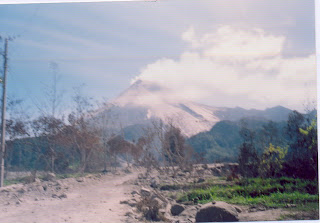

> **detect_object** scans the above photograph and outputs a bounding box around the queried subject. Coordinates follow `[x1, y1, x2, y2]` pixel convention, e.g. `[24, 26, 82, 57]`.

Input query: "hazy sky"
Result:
[0, 0, 316, 114]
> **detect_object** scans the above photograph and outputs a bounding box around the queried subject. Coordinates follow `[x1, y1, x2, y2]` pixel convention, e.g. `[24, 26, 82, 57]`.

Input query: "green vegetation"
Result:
[259, 144, 287, 177]
[177, 177, 318, 208]
[3, 178, 25, 186]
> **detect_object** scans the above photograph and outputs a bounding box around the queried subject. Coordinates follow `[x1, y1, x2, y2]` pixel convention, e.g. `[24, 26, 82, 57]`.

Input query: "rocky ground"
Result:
[121, 164, 294, 223]
[0, 164, 308, 223]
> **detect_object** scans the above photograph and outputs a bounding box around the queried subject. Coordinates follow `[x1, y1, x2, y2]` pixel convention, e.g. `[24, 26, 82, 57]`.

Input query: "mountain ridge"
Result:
[93, 80, 293, 138]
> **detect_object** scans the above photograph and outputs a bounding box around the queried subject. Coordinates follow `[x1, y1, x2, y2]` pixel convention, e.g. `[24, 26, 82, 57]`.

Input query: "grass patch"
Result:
[177, 177, 319, 209]
[3, 178, 25, 186]
[160, 177, 231, 191]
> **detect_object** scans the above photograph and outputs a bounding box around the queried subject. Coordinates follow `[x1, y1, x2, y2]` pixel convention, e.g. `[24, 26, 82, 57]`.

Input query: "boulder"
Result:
[195, 201, 239, 222]
[171, 204, 185, 216]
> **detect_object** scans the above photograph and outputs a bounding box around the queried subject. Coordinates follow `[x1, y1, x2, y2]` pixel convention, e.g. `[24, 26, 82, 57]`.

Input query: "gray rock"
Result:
[171, 204, 185, 216]
[211, 168, 222, 176]
[195, 201, 239, 222]
[44, 173, 56, 181]
[234, 206, 242, 213]
[150, 178, 158, 188]
[59, 193, 67, 199]
[138, 173, 145, 179]
[140, 187, 152, 197]
[153, 197, 164, 208]
[131, 190, 139, 195]
[52, 194, 58, 198]
[76, 177, 84, 183]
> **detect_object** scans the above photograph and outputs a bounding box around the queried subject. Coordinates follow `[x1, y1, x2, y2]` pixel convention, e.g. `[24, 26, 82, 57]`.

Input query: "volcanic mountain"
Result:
[93, 80, 292, 138]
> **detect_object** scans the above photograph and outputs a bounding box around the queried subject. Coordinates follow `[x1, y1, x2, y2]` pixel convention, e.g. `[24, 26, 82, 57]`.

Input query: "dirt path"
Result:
[0, 172, 138, 223]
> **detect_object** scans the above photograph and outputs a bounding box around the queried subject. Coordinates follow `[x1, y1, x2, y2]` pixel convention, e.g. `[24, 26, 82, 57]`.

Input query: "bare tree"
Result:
[58, 86, 101, 173]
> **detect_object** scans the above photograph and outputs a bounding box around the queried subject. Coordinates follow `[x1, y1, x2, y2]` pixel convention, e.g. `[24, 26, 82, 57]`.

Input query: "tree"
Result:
[298, 119, 318, 180]
[238, 121, 259, 177]
[238, 142, 259, 178]
[107, 135, 141, 168]
[31, 115, 66, 172]
[259, 143, 288, 178]
[284, 110, 318, 180]
[29, 62, 66, 173]
[4, 98, 30, 172]
[58, 86, 101, 173]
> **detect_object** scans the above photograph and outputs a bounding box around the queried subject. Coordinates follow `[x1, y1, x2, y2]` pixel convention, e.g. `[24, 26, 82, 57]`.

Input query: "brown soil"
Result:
[0, 171, 139, 223]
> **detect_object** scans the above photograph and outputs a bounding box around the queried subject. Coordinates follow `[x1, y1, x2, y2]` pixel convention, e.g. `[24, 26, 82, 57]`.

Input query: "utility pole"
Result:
[0, 38, 8, 187]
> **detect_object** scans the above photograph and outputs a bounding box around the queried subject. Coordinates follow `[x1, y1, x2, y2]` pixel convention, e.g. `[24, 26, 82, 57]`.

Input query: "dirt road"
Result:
[0, 172, 138, 223]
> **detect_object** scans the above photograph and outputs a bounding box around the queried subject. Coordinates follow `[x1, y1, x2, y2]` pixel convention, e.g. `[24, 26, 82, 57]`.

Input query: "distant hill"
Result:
[187, 118, 289, 163]
[215, 105, 292, 122]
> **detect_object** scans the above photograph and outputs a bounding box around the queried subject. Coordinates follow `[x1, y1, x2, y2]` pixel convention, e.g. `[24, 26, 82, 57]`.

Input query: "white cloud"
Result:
[132, 25, 316, 111]
[0, 0, 144, 4]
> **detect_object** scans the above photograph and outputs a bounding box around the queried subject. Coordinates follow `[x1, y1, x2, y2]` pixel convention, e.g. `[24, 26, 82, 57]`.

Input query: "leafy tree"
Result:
[284, 111, 318, 180]
[259, 143, 288, 178]
[299, 119, 318, 180]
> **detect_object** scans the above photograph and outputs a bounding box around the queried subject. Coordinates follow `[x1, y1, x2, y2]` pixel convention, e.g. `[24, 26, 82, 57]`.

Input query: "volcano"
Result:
[93, 80, 292, 138]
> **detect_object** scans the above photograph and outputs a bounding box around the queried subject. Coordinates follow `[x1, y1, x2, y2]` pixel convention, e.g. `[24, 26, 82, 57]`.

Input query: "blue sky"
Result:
[0, 0, 317, 115]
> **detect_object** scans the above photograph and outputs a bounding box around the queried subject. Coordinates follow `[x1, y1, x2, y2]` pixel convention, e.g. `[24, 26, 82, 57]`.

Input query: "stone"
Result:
[59, 193, 67, 199]
[17, 188, 25, 194]
[195, 201, 239, 222]
[153, 197, 165, 208]
[211, 168, 222, 176]
[125, 210, 134, 217]
[52, 194, 58, 198]
[140, 187, 152, 197]
[234, 206, 242, 213]
[197, 178, 205, 183]
[44, 173, 56, 181]
[150, 178, 158, 188]
[76, 178, 84, 183]
[171, 204, 185, 216]
[138, 173, 145, 179]
[131, 190, 139, 195]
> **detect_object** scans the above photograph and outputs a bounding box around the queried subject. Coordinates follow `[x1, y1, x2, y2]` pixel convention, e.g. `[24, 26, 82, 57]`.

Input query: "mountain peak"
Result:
[113, 80, 170, 107]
